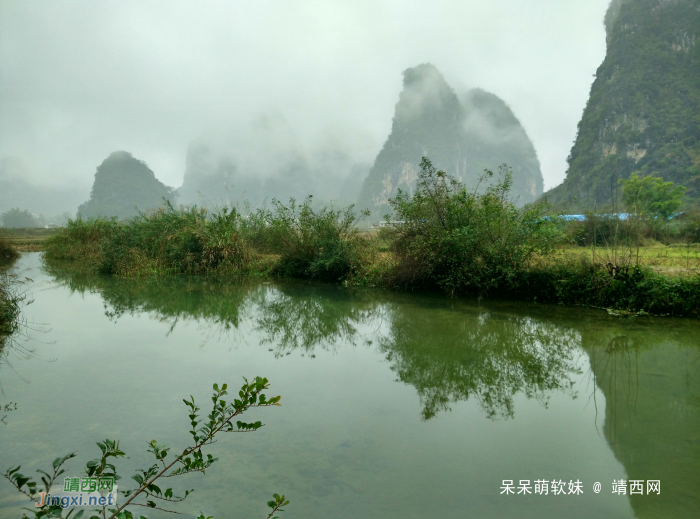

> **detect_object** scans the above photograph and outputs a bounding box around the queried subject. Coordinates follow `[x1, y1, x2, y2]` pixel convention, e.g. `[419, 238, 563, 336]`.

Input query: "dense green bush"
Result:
[515, 261, 700, 318]
[679, 210, 700, 244]
[0, 231, 19, 265]
[247, 196, 371, 282]
[562, 212, 697, 247]
[44, 216, 118, 263]
[387, 158, 561, 294]
[98, 203, 251, 276]
[0, 272, 21, 345]
[564, 214, 649, 247]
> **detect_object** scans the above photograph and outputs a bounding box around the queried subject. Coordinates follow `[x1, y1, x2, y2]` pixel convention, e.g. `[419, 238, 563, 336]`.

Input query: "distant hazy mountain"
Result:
[544, 0, 700, 210]
[78, 151, 176, 219]
[177, 114, 368, 210]
[0, 157, 87, 218]
[357, 64, 543, 218]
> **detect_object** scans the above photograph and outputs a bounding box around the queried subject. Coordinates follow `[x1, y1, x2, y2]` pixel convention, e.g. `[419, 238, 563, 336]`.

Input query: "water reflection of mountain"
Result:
[582, 327, 700, 519]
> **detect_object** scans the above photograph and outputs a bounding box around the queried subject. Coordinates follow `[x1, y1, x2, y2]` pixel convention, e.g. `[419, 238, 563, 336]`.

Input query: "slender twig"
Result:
[108, 385, 274, 519]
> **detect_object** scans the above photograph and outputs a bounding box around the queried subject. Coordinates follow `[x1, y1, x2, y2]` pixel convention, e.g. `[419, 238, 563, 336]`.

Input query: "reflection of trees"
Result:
[44, 262, 255, 333]
[378, 309, 582, 420]
[251, 287, 582, 420]
[43, 262, 584, 422]
[1, 402, 18, 425]
[2, 261, 48, 427]
[1, 265, 51, 371]
[250, 284, 381, 354]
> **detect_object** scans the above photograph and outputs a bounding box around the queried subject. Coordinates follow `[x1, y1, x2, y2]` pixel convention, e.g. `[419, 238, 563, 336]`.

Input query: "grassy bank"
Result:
[0, 227, 59, 252]
[551, 244, 700, 276]
[42, 162, 700, 318]
[45, 198, 373, 280]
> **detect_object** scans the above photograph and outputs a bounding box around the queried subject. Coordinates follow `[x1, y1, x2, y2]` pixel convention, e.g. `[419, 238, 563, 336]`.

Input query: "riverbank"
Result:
[38, 161, 700, 318]
[41, 217, 700, 319]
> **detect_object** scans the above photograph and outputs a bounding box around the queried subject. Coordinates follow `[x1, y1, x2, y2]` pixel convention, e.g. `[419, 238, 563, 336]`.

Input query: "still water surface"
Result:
[0, 253, 698, 518]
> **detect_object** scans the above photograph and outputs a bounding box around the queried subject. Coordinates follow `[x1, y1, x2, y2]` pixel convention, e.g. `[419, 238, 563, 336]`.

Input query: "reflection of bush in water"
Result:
[253, 288, 583, 420]
[378, 311, 582, 420]
[43, 262, 583, 421]
[251, 285, 381, 354]
[44, 262, 255, 331]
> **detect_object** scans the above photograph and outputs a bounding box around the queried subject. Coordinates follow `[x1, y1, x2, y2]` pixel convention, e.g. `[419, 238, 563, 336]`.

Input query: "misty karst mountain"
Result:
[78, 151, 177, 219]
[545, 0, 700, 210]
[177, 114, 369, 209]
[357, 64, 544, 217]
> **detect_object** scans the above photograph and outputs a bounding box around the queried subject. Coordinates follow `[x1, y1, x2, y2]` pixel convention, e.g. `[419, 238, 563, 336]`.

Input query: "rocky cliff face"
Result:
[545, 0, 700, 210]
[78, 151, 176, 219]
[357, 64, 543, 217]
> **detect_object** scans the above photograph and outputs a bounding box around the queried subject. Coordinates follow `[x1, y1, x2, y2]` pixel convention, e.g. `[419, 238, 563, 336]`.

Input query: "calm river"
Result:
[0, 253, 698, 518]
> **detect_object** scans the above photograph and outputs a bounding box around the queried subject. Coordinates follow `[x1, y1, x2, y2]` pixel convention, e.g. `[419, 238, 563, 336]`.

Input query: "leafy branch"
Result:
[4, 378, 288, 519]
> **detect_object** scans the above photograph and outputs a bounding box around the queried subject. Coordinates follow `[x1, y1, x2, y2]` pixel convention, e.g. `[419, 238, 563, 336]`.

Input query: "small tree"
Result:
[387, 157, 561, 295]
[620, 173, 686, 219]
[1, 208, 38, 229]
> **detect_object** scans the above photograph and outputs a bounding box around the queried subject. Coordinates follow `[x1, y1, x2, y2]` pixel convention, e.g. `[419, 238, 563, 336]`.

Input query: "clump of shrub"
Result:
[246, 196, 372, 282]
[386, 158, 562, 295]
[98, 203, 251, 276]
[679, 210, 700, 244]
[564, 214, 639, 247]
[0, 272, 21, 345]
[563, 213, 690, 247]
[44, 216, 117, 264]
[0, 232, 19, 266]
[42, 199, 372, 281]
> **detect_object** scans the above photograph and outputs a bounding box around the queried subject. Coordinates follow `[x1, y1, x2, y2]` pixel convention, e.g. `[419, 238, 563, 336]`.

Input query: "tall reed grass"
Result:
[44, 216, 117, 264]
[98, 204, 251, 276]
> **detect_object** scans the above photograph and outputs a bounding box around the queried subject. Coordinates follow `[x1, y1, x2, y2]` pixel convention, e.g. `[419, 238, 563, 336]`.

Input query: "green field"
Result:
[0, 227, 59, 251]
[552, 243, 700, 276]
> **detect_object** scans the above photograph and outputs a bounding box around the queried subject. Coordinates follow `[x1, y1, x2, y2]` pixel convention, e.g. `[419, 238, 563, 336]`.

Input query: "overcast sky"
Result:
[0, 0, 611, 193]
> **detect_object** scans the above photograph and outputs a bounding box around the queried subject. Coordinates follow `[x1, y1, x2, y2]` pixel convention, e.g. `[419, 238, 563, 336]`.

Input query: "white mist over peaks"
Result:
[0, 0, 612, 215]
